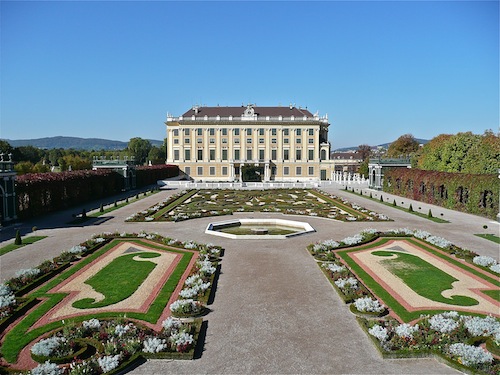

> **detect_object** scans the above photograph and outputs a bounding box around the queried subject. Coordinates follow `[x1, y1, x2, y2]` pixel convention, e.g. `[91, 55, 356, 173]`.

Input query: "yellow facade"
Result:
[165, 105, 335, 182]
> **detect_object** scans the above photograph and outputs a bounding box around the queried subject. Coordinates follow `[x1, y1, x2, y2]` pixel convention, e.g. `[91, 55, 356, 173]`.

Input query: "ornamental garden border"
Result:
[126, 188, 391, 223]
[309, 229, 500, 374]
[0, 232, 223, 374]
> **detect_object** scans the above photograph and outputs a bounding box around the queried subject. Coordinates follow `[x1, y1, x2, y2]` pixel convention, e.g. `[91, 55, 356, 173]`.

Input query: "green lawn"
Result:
[372, 250, 478, 306]
[474, 233, 500, 244]
[72, 252, 160, 308]
[0, 236, 47, 256]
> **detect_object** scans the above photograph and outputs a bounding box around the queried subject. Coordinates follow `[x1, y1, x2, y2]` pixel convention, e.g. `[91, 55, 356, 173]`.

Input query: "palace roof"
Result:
[181, 105, 314, 118]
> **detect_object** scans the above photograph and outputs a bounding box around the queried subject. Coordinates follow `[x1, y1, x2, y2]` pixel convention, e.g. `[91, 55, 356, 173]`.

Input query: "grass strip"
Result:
[0, 236, 47, 257]
[345, 189, 449, 223]
[474, 233, 500, 244]
[152, 189, 198, 219]
[310, 189, 370, 219]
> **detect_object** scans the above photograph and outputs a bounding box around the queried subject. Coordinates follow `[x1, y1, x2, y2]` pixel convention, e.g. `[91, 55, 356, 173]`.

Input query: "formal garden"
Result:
[125, 188, 391, 223]
[309, 229, 500, 374]
[0, 232, 222, 374]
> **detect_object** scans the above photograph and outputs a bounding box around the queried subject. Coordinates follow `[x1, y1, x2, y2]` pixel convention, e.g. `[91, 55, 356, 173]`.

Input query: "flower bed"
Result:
[0, 232, 223, 374]
[126, 189, 392, 223]
[310, 229, 499, 374]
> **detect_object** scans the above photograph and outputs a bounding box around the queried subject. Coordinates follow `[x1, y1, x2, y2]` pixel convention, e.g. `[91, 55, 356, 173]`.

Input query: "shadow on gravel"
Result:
[194, 320, 209, 360]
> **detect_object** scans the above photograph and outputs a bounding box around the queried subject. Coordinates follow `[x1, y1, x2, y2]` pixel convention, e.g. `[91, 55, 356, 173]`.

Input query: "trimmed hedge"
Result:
[383, 168, 499, 219]
[136, 164, 179, 187]
[16, 170, 123, 219]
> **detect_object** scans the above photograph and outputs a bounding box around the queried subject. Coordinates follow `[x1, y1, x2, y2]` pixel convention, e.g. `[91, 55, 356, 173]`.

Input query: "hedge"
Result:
[136, 164, 179, 187]
[383, 168, 499, 219]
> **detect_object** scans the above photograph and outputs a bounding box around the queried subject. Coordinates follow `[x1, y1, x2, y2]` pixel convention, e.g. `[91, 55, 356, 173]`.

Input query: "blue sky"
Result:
[1, 1, 498, 149]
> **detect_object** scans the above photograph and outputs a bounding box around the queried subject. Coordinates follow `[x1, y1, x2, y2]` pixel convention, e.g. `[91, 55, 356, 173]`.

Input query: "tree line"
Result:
[0, 137, 166, 174]
[358, 130, 498, 175]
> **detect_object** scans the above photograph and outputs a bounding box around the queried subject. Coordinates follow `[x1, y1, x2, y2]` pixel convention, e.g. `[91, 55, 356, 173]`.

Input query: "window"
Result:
[209, 128, 215, 136]
[209, 149, 215, 161]
[222, 166, 228, 175]
[247, 138, 252, 144]
[271, 128, 277, 136]
[284, 166, 289, 175]
[308, 149, 314, 161]
[271, 149, 277, 160]
[320, 149, 327, 161]
[284, 138, 289, 144]
[235, 166, 240, 175]
[246, 149, 253, 160]
[234, 128, 240, 136]
[173, 150, 179, 161]
[271, 166, 277, 175]
[197, 138, 202, 143]
[222, 149, 228, 160]
[184, 149, 191, 161]
[185, 166, 190, 175]
[283, 149, 289, 160]
[259, 138, 264, 144]
[221, 128, 228, 136]
[259, 128, 265, 136]
[296, 138, 301, 144]
[209, 138, 215, 144]
[197, 149, 203, 161]
[296, 129, 302, 136]
[283, 129, 289, 136]
[259, 149, 265, 160]
[296, 167, 302, 175]
[173, 129, 179, 136]
[184, 138, 190, 144]
[197, 128, 203, 136]
[308, 128, 314, 136]
[296, 149, 302, 160]
[209, 166, 215, 175]
[308, 138, 314, 144]
[222, 138, 228, 144]
[174, 139, 179, 144]
[234, 138, 240, 144]
[308, 166, 314, 175]
[234, 149, 240, 160]
[184, 129, 190, 136]
[246, 128, 252, 136]
[197, 166, 203, 175]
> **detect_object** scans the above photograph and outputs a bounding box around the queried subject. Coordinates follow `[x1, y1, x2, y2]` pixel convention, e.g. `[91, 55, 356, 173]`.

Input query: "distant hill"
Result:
[2, 136, 164, 150]
[334, 138, 429, 152]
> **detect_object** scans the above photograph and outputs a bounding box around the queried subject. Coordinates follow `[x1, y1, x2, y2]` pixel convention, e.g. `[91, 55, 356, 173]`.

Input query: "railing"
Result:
[167, 115, 328, 123]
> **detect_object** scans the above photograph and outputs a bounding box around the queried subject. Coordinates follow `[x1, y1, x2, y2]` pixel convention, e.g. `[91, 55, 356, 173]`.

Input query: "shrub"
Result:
[15, 230, 22, 245]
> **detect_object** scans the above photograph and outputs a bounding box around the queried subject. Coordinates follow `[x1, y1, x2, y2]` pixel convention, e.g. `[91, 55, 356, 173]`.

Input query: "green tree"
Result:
[416, 134, 453, 171]
[128, 137, 152, 165]
[386, 134, 420, 158]
[14, 161, 34, 174]
[0, 140, 14, 155]
[147, 146, 165, 165]
[461, 131, 500, 174]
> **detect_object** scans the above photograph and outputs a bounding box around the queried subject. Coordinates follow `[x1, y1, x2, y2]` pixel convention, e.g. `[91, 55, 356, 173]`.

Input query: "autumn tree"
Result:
[357, 144, 372, 177]
[386, 134, 420, 158]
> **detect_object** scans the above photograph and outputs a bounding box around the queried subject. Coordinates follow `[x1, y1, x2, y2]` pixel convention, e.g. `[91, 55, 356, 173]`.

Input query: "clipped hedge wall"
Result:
[383, 168, 499, 219]
[16, 170, 123, 219]
[136, 164, 179, 187]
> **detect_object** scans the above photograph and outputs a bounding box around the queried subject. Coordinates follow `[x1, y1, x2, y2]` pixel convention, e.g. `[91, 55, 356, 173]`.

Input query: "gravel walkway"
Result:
[1, 185, 498, 374]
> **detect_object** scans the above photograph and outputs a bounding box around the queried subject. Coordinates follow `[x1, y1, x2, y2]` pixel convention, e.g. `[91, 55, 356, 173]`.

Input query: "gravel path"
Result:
[2, 185, 498, 374]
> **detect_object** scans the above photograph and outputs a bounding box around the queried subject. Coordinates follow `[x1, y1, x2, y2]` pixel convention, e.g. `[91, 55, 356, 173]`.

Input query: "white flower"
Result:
[0, 284, 12, 297]
[334, 277, 358, 290]
[143, 337, 167, 353]
[341, 234, 364, 246]
[15, 268, 41, 278]
[0, 294, 16, 309]
[395, 323, 419, 339]
[30, 361, 63, 375]
[114, 324, 130, 337]
[322, 263, 346, 273]
[354, 297, 385, 313]
[463, 315, 500, 337]
[473, 255, 497, 267]
[425, 235, 452, 249]
[31, 337, 66, 357]
[68, 245, 86, 254]
[429, 312, 459, 333]
[170, 332, 194, 347]
[169, 299, 202, 314]
[448, 343, 493, 366]
[369, 324, 388, 342]
[490, 263, 500, 274]
[82, 318, 101, 330]
[162, 317, 182, 333]
[413, 230, 431, 239]
[97, 354, 121, 373]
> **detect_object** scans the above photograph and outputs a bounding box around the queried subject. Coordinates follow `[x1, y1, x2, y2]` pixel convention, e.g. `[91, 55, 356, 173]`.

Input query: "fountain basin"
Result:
[205, 218, 315, 239]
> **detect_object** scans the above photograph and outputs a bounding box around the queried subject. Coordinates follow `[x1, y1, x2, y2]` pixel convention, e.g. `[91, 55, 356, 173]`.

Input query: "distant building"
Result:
[165, 104, 335, 181]
[330, 152, 363, 174]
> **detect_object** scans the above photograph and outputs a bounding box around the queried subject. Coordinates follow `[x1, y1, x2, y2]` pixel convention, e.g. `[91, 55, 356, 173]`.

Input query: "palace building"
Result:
[165, 104, 335, 182]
